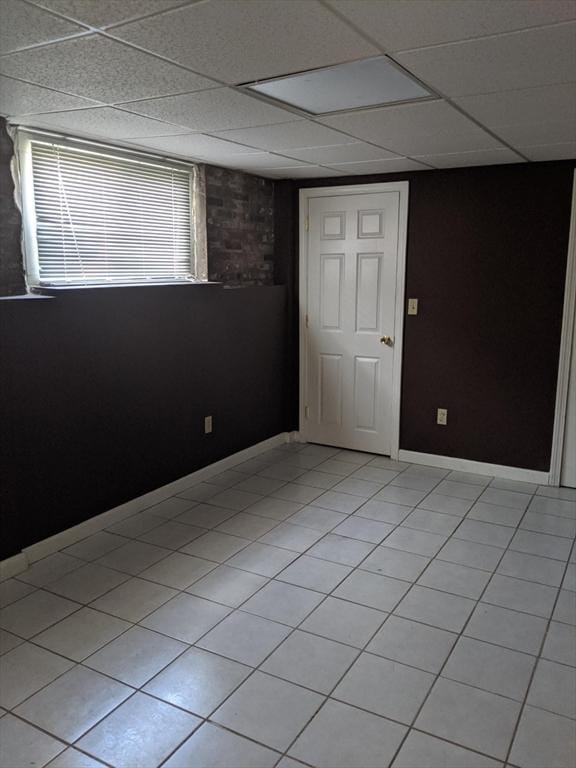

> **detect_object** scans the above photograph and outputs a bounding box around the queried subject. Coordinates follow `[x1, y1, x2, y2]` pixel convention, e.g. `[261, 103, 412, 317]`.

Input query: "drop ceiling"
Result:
[0, 0, 574, 179]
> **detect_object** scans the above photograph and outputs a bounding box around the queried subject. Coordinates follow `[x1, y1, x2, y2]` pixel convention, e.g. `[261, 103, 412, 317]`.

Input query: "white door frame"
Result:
[550, 169, 576, 486]
[298, 182, 409, 459]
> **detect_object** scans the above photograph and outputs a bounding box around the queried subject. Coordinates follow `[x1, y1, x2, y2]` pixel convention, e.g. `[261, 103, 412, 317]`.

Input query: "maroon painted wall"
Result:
[282, 160, 575, 472]
[0, 285, 288, 559]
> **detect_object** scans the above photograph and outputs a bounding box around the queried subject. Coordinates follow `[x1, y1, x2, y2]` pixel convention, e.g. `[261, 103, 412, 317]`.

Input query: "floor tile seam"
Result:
[158, 720, 286, 768]
[515, 522, 576, 540]
[17, 606, 190, 669]
[385, 505, 486, 615]
[3, 460, 562, 765]
[90, 541, 206, 580]
[503, 534, 576, 765]
[0, 595, 86, 643]
[190, 572, 337, 754]
[365, 622, 554, 669]
[231, 477, 292, 494]
[76, 625, 193, 685]
[6, 617, 202, 717]
[66, 686, 205, 766]
[398, 521, 461, 540]
[385, 493, 538, 767]
[416, 503, 471, 518]
[505, 543, 572, 564]
[74, 546, 221, 593]
[0, 710, 119, 768]
[186, 508, 412, 758]
[400, 723, 522, 767]
[104, 512, 170, 536]
[451, 531, 574, 556]
[292, 542, 379, 569]
[262, 500, 463, 763]
[493, 565, 572, 590]
[465, 512, 527, 529]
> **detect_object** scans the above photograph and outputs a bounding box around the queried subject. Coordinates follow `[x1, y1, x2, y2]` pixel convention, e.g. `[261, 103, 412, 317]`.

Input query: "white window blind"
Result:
[29, 139, 193, 285]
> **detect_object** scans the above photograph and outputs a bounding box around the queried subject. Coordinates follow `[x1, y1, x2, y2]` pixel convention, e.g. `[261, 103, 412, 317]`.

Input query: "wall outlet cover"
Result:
[408, 298, 419, 315]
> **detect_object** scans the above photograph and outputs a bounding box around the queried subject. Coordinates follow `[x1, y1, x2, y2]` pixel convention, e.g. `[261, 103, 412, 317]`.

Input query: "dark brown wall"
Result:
[0, 285, 287, 559]
[283, 160, 575, 471]
[205, 164, 275, 285]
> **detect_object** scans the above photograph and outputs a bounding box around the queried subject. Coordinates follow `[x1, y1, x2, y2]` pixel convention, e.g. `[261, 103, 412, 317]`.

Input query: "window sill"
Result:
[32, 281, 222, 296]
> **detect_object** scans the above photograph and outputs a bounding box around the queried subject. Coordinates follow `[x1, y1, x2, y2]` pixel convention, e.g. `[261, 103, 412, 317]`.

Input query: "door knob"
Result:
[380, 335, 394, 346]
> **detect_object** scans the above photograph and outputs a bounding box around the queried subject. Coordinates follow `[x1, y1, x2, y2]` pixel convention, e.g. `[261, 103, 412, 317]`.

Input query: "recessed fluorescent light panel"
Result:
[244, 56, 432, 114]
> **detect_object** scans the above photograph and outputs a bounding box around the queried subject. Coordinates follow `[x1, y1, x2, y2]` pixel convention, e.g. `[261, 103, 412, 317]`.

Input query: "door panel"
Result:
[356, 253, 382, 332]
[354, 356, 379, 432]
[306, 191, 401, 454]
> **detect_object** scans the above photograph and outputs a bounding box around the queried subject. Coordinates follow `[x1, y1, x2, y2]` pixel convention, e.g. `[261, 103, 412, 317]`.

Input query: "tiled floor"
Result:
[1, 443, 575, 768]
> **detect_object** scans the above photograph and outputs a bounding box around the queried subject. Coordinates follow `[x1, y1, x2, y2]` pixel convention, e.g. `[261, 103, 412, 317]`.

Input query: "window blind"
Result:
[30, 140, 193, 285]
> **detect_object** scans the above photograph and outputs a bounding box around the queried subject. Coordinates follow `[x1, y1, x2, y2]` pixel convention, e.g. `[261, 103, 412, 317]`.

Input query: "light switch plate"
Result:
[408, 298, 418, 315]
[204, 415, 213, 434]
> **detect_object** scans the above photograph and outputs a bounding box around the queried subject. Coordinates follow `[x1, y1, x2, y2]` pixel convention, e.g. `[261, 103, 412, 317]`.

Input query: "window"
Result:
[17, 132, 203, 287]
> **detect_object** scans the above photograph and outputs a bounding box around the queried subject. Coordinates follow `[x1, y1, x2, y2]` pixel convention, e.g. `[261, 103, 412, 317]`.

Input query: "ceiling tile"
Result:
[34, 0, 189, 28]
[266, 166, 344, 178]
[120, 88, 296, 132]
[320, 101, 501, 156]
[396, 23, 576, 98]
[11, 106, 190, 139]
[285, 142, 398, 164]
[124, 133, 260, 160]
[0, 34, 217, 103]
[487, 119, 576, 148]
[520, 142, 576, 161]
[110, 0, 378, 84]
[455, 83, 576, 147]
[456, 84, 576, 126]
[215, 120, 356, 152]
[413, 148, 523, 168]
[221, 153, 310, 170]
[327, 157, 430, 174]
[0, 74, 99, 116]
[327, 0, 576, 53]
[0, 0, 86, 55]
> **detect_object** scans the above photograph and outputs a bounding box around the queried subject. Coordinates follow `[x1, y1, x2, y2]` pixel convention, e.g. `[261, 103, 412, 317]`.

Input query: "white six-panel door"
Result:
[303, 187, 406, 455]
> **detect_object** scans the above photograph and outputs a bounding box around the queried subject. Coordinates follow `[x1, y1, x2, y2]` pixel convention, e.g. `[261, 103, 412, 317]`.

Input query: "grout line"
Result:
[503, 533, 576, 765]
[2, 446, 574, 767]
[383, 484, 540, 765]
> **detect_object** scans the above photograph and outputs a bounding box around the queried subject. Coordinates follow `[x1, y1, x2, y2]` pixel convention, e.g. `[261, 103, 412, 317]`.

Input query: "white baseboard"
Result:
[2, 432, 290, 579]
[398, 449, 550, 485]
[0, 553, 28, 581]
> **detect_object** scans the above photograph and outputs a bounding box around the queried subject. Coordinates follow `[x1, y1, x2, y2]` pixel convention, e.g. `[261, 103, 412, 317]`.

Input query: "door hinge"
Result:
[304, 216, 310, 231]
[304, 405, 310, 419]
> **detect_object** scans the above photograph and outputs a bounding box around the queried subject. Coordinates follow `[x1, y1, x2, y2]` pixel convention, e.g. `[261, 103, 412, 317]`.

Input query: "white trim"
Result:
[398, 449, 550, 485]
[0, 554, 28, 581]
[550, 169, 576, 486]
[1, 433, 289, 579]
[298, 182, 409, 459]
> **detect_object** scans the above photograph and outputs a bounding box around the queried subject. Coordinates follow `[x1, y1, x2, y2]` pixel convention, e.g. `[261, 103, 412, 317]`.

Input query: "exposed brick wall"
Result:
[205, 164, 275, 286]
[0, 117, 26, 296]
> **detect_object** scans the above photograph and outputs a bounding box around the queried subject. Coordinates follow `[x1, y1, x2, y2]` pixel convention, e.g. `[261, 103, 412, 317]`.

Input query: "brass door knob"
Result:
[380, 335, 394, 346]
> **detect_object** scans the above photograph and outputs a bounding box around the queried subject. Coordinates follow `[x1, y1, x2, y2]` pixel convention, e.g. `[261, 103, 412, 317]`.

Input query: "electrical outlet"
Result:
[204, 415, 213, 434]
[408, 298, 419, 316]
[437, 408, 448, 426]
